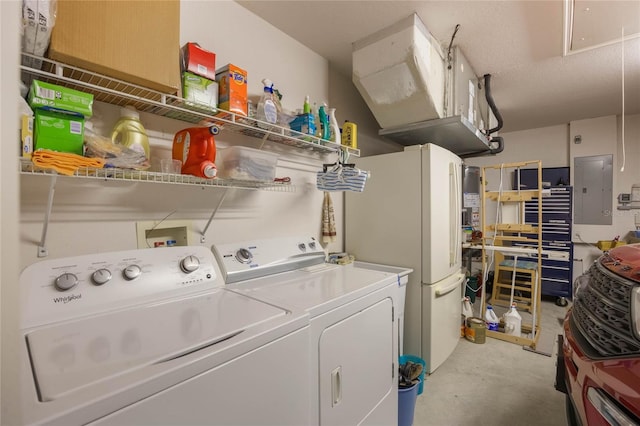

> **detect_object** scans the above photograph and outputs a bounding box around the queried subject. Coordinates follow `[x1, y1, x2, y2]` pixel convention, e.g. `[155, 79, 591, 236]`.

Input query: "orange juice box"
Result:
[215, 64, 247, 116]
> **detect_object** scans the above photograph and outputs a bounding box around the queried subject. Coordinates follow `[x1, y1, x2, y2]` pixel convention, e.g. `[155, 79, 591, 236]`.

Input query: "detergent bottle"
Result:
[111, 105, 150, 161]
[328, 107, 341, 143]
[461, 296, 474, 337]
[484, 305, 499, 331]
[462, 296, 473, 320]
[318, 103, 330, 140]
[503, 303, 522, 336]
[172, 125, 218, 178]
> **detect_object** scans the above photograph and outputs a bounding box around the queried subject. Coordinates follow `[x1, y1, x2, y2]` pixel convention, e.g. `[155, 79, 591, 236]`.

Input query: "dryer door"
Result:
[319, 297, 394, 425]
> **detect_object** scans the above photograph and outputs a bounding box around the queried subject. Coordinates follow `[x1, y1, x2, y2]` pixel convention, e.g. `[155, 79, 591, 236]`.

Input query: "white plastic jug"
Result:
[462, 297, 473, 320]
[484, 305, 499, 331]
[503, 303, 522, 336]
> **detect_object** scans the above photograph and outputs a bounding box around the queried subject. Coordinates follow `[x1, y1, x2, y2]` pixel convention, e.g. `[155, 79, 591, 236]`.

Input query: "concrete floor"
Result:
[412, 297, 570, 426]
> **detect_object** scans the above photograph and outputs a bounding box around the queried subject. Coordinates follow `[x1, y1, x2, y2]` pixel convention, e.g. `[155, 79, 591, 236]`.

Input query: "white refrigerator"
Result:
[345, 143, 464, 373]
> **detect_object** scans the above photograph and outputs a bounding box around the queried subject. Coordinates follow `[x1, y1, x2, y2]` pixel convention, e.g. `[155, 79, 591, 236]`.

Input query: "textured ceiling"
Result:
[237, 0, 640, 133]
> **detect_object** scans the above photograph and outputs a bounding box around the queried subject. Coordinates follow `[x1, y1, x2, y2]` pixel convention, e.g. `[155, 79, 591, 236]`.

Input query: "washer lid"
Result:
[228, 263, 402, 316]
[27, 289, 287, 402]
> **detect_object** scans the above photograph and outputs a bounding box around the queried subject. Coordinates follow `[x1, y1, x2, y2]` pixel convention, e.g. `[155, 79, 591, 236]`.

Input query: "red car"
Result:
[556, 244, 640, 425]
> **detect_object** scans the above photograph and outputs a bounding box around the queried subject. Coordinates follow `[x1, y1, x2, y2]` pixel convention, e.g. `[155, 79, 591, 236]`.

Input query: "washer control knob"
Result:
[235, 248, 253, 264]
[180, 255, 200, 273]
[92, 269, 112, 286]
[123, 265, 142, 281]
[298, 243, 307, 252]
[55, 273, 78, 291]
[308, 241, 316, 250]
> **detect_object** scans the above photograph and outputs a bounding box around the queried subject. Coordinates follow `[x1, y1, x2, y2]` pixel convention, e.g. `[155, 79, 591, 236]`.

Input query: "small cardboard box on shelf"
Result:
[181, 42, 216, 81]
[182, 72, 218, 111]
[216, 64, 248, 116]
[34, 109, 85, 155]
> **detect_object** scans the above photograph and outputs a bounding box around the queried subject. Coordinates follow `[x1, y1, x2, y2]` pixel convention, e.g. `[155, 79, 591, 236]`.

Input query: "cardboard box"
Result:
[289, 113, 316, 136]
[216, 64, 248, 116]
[21, 114, 34, 158]
[181, 42, 216, 80]
[28, 80, 94, 117]
[182, 72, 218, 111]
[47, 0, 180, 94]
[34, 109, 85, 155]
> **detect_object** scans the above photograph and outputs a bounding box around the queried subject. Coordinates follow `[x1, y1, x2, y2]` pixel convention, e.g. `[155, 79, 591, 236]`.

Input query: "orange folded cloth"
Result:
[32, 149, 105, 176]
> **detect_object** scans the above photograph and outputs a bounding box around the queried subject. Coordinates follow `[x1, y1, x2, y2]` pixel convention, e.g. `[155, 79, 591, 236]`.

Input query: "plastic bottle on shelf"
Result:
[312, 102, 322, 138]
[172, 126, 218, 178]
[256, 78, 278, 129]
[318, 103, 330, 140]
[303, 95, 311, 114]
[328, 107, 341, 143]
[111, 106, 151, 161]
[503, 303, 522, 336]
[484, 305, 499, 331]
[341, 120, 358, 149]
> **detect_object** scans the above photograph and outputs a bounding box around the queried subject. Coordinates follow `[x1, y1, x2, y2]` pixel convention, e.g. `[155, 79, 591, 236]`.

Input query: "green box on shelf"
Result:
[182, 71, 217, 112]
[28, 79, 94, 117]
[34, 109, 85, 155]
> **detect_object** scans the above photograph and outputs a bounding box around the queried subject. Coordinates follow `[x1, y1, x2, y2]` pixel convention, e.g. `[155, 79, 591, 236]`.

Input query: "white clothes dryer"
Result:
[214, 236, 412, 426]
[18, 246, 310, 425]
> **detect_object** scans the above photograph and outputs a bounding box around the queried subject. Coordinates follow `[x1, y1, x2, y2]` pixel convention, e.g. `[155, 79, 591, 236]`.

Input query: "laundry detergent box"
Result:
[182, 71, 218, 111]
[181, 42, 216, 80]
[34, 109, 85, 155]
[215, 64, 248, 116]
[28, 80, 94, 117]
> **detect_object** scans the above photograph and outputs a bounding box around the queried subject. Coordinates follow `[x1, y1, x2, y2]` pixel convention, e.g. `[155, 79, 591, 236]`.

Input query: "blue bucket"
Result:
[399, 354, 426, 395]
[398, 381, 419, 426]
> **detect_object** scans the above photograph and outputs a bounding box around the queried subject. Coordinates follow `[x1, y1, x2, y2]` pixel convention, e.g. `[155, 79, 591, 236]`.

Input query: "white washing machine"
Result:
[213, 236, 412, 426]
[18, 246, 310, 425]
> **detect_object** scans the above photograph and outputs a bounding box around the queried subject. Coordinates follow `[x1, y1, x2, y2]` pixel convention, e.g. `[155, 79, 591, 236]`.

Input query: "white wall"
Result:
[463, 124, 569, 168]
[19, 0, 344, 270]
[1, 1, 21, 424]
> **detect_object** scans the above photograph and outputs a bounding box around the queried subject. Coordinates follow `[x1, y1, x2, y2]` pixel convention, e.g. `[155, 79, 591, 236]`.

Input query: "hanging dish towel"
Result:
[317, 165, 369, 192]
[322, 191, 336, 243]
[32, 149, 105, 176]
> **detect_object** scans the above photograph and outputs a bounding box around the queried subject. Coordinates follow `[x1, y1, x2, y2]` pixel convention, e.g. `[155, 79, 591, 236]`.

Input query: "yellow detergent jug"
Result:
[111, 106, 150, 161]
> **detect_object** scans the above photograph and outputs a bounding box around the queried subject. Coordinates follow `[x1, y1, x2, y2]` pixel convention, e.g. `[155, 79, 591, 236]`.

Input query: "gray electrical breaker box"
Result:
[574, 154, 613, 225]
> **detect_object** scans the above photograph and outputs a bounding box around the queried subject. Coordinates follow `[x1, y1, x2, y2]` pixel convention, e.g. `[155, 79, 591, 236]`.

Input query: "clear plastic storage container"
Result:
[216, 146, 279, 182]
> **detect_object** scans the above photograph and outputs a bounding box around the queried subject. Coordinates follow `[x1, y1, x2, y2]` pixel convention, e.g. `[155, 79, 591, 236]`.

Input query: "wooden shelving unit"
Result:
[480, 161, 543, 349]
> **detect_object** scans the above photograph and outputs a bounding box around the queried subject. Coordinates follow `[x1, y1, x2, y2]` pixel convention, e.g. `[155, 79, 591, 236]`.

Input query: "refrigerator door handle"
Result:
[435, 278, 462, 297]
[449, 161, 460, 266]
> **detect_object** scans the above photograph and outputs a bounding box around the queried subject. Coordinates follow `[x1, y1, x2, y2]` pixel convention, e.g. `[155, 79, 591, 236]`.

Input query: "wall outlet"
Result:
[136, 220, 192, 249]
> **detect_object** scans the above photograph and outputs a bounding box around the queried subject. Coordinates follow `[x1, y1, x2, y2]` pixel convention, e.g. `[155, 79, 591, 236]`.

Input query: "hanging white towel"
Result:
[317, 165, 369, 192]
[322, 191, 336, 243]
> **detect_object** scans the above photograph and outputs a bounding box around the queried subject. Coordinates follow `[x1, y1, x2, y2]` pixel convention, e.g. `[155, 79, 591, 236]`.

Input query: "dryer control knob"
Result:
[55, 273, 78, 291]
[180, 255, 200, 273]
[92, 268, 112, 286]
[235, 248, 253, 264]
[123, 265, 142, 281]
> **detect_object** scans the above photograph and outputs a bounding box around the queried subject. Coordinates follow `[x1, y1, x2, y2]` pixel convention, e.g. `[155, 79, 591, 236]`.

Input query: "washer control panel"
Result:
[20, 246, 220, 329]
[213, 236, 326, 284]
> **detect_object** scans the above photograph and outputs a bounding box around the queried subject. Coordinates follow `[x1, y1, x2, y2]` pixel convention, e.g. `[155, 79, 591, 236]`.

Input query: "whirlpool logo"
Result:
[53, 293, 82, 304]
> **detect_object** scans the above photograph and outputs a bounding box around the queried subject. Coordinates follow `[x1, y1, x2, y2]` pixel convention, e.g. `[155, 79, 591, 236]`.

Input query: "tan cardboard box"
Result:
[48, 0, 180, 94]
